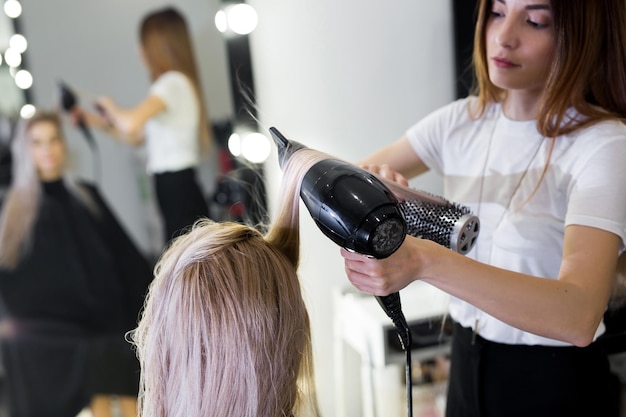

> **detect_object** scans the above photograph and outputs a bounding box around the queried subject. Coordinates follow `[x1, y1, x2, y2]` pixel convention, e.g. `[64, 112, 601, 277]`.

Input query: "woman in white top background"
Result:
[342, 0, 626, 415]
[78, 6, 213, 244]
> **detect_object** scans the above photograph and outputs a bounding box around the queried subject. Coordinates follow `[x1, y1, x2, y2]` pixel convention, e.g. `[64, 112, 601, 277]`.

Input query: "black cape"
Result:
[0, 180, 153, 417]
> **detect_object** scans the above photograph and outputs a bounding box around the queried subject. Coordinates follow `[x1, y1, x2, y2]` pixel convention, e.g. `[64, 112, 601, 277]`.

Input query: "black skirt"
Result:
[154, 167, 210, 242]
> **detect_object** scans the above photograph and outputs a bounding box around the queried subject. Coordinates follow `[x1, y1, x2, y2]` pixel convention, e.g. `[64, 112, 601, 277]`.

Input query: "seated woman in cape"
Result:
[0, 111, 152, 417]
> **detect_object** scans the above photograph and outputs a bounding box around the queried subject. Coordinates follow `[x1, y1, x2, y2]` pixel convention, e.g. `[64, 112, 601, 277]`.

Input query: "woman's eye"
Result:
[528, 20, 549, 29]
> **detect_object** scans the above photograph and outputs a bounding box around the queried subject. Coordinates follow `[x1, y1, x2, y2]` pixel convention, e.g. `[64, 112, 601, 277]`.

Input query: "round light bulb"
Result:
[241, 132, 271, 164]
[20, 104, 36, 119]
[4, 48, 21, 67]
[215, 10, 227, 33]
[9, 33, 27, 53]
[15, 69, 32, 89]
[228, 133, 242, 157]
[4, 0, 22, 18]
[227, 4, 258, 35]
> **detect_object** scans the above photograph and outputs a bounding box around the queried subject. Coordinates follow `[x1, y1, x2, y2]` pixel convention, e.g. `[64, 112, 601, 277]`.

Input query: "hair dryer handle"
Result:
[376, 293, 411, 350]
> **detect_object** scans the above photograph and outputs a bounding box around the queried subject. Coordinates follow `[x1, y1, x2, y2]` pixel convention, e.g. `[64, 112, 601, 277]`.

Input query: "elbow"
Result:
[127, 132, 144, 146]
[570, 333, 595, 348]
[565, 313, 603, 348]
[118, 122, 144, 146]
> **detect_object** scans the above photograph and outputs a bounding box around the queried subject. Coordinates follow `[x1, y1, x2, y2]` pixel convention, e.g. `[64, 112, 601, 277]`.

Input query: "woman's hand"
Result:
[92, 100, 114, 128]
[359, 163, 409, 186]
[67, 105, 87, 128]
[93, 96, 146, 146]
[94, 97, 119, 122]
[341, 235, 443, 296]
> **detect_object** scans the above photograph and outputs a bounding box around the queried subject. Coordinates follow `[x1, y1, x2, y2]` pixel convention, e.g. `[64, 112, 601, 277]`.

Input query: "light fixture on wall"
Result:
[19, 103, 34, 118]
[215, 3, 258, 36]
[227, 130, 271, 164]
[214, 0, 267, 226]
[9, 33, 26, 52]
[1, 0, 34, 118]
[215, 1, 267, 164]
[4, 47, 21, 67]
[14, 68, 32, 89]
[3, 0, 21, 19]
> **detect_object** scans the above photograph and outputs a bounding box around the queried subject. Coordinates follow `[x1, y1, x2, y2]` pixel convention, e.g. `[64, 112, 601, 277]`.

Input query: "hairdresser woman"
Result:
[342, 1, 626, 416]
[78, 7, 212, 244]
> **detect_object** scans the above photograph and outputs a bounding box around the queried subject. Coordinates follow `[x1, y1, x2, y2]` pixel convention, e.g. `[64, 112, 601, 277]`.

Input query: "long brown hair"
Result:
[139, 6, 213, 154]
[471, 0, 626, 136]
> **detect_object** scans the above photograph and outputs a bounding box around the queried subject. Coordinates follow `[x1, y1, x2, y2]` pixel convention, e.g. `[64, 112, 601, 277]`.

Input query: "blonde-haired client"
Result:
[132, 148, 324, 417]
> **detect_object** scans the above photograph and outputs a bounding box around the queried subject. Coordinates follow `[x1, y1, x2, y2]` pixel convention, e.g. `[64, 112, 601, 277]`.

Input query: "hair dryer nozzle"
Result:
[269, 127, 307, 168]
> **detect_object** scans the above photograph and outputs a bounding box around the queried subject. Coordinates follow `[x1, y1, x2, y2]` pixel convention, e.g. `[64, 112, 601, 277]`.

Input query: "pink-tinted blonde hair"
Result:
[132, 148, 327, 417]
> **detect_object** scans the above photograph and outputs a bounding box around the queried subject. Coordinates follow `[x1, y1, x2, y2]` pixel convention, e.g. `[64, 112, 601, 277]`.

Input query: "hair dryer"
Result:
[269, 127, 480, 350]
[58, 81, 96, 150]
[59, 81, 101, 183]
[272, 127, 408, 259]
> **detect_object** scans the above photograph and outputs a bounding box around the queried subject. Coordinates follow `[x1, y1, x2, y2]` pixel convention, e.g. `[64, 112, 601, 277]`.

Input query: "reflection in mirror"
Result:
[0, 3, 230, 417]
[212, 1, 268, 228]
[0, 5, 32, 116]
[0, 2, 271, 416]
[0, 2, 33, 196]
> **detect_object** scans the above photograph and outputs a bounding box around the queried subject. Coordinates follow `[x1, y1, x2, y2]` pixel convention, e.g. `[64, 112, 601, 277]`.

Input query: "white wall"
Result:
[20, 0, 233, 255]
[248, 1, 454, 415]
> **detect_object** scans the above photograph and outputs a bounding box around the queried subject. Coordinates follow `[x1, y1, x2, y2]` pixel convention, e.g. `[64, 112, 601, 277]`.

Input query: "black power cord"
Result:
[376, 293, 413, 417]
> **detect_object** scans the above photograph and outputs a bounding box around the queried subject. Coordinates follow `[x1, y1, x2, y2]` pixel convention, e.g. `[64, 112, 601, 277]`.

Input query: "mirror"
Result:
[0, 2, 243, 416]
[0, 5, 31, 194]
[0, 6, 30, 117]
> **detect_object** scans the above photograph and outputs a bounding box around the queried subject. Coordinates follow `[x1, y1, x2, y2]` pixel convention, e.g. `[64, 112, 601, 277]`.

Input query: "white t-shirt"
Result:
[145, 71, 200, 174]
[406, 96, 626, 346]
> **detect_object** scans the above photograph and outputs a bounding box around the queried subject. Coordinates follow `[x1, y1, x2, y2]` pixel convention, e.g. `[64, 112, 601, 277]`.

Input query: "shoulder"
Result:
[429, 96, 495, 123]
[411, 96, 492, 132]
[559, 119, 626, 175]
[584, 118, 626, 137]
[150, 71, 195, 103]
[153, 71, 192, 89]
[567, 118, 626, 147]
[76, 180, 98, 195]
[74, 181, 107, 209]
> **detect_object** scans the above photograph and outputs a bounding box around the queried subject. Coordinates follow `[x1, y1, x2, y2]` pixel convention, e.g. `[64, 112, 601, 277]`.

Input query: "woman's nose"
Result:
[495, 18, 520, 49]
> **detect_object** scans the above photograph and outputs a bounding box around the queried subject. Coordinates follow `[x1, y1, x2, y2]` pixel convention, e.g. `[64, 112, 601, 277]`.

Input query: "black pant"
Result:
[154, 168, 209, 243]
[446, 322, 618, 417]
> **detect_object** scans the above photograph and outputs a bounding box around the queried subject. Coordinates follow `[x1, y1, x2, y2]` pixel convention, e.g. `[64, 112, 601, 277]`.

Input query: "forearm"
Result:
[423, 251, 606, 346]
[102, 107, 143, 146]
[359, 135, 428, 179]
[343, 228, 617, 347]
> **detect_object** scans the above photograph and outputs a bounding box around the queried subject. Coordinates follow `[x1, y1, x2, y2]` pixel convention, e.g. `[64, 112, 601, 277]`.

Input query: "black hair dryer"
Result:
[269, 127, 480, 350]
[58, 81, 96, 150]
[271, 127, 408, 259]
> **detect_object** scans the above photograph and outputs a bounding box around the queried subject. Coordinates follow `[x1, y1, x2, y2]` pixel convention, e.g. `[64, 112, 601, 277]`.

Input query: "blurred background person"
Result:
[76, 6, 214, 245]
[0, 111, 152, 417]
